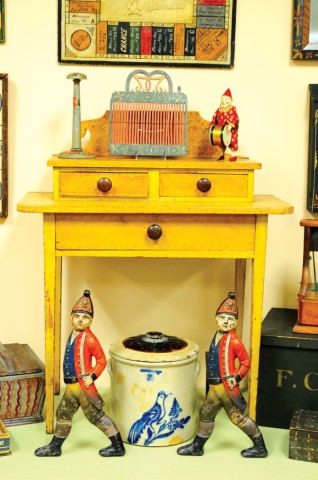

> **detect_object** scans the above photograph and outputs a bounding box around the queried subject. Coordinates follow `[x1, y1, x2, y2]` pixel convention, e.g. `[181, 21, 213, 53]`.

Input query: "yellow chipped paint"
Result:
[130, 382, 155, 412]
[116, 371, 125, 383]
[169, 436, 184, 446]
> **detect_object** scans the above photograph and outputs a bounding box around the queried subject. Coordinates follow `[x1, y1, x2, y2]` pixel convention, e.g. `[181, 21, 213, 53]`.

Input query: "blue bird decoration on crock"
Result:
[128, 390, 190, 446]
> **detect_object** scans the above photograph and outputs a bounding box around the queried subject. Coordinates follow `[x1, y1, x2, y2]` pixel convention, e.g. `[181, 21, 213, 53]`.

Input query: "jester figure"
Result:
[177, 291, 267, 458]
[35, 290, 125, 457]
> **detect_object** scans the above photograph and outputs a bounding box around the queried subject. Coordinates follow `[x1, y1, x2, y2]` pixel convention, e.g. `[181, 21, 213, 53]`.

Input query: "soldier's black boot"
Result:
[241, 433, 268, 458]
[34, 435, 66, 457]
[99, 432, 126, 457]
[177, 435, 208, 456]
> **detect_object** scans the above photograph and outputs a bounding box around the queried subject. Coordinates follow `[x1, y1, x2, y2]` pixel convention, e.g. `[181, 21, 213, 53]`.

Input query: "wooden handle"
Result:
[147, 224, 162, 240]
[97, 177, 112, 193]
[197, 177, 211, 193]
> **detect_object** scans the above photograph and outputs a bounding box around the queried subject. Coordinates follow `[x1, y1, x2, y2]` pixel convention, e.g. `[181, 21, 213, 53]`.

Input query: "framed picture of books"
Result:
[58, 0, 237, 68]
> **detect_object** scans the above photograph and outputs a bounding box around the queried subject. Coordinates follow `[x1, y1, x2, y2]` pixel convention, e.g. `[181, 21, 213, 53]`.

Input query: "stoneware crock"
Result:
[108, 331, 200, 447]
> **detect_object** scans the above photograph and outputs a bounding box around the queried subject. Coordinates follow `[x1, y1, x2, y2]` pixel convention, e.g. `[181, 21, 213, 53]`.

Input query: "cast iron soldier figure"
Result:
[35, 290, 125, 457]
[177, 292, 267, 458]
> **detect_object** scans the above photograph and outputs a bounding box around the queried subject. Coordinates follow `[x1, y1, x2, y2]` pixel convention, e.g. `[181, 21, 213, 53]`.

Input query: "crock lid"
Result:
[109, 331, 199, 363]
[123, 331, 188, 352]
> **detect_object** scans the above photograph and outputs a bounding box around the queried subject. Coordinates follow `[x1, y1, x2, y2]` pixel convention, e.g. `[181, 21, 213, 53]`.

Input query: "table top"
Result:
[17, 192, 294, 215]
[47, 155, 263, 171]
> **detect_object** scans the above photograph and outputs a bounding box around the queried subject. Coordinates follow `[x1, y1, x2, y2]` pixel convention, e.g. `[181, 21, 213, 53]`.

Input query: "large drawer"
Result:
[58, 171, 149, 198]
[55, 213, 256, 253]
[159, 172, 251, 200]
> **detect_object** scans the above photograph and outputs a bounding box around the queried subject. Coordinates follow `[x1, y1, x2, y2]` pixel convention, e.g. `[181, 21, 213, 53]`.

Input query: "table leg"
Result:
[248, 215, 268, 420]
[235, 258, 246, 339]
[43, 213, 57, 434]
[54, 256, 62, 395]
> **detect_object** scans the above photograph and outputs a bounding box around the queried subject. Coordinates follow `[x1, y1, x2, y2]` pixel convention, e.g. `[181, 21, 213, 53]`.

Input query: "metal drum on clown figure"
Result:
[209, 124, 232, 148]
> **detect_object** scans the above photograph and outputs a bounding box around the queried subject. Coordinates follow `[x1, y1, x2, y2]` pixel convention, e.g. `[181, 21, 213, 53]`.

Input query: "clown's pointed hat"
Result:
[222, 88, 232, 99]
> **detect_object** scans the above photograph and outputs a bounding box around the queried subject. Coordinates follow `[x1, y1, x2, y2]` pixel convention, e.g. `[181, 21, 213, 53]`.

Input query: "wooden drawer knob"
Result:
[97, 177, 112, 193]
[197, 178, 211, 193]
[147, 224, 162, 240]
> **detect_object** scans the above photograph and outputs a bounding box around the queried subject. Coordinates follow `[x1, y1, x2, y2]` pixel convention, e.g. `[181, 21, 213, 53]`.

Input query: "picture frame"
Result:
[0, 73, 8, 218]
[307, 84, 318, 213]
[58, 0, 237, 68]
[0, 0, 4, 43]
[292, 0, 318, 60]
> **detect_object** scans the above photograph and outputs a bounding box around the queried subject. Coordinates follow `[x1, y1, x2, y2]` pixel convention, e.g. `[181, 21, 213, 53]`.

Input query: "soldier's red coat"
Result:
[218, 329, 250, 406]
[74, 327, 106, 409]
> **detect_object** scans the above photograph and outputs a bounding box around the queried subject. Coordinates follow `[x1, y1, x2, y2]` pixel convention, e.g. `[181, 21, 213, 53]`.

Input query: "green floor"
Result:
[1, 390, 317, 480]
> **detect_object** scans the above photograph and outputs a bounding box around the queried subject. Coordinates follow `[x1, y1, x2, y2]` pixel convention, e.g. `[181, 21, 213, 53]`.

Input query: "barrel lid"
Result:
[109, 331, 199, 363]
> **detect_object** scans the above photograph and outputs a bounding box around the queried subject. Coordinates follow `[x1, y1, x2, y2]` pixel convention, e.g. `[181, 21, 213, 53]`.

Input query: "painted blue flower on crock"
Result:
[128, 391, 190, 446]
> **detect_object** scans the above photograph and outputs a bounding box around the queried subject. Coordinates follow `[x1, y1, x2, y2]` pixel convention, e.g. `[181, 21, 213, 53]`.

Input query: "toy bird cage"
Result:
[109, 69, 188, 158]
[294, 219, 318, 333]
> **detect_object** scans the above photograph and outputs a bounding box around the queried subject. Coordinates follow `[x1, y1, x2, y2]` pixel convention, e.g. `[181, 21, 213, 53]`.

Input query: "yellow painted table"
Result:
[18, 155, 293, 433]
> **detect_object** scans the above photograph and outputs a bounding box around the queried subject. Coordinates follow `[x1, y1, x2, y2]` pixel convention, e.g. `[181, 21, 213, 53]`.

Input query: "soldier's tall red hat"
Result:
[71, 289, 94, 316]
[216, 291, 238, 318]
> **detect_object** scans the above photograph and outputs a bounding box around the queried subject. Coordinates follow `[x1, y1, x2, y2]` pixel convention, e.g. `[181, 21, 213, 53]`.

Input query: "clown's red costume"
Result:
[210, 88, 239, 160]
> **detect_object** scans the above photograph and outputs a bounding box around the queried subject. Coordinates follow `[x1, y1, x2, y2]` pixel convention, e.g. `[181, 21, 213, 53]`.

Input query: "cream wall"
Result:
[0, 1, 311, 387]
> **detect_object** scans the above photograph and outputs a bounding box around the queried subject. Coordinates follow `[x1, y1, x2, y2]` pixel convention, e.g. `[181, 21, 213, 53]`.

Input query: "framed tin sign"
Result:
[58, 0, 237, 68]
[0, 74, 7, 218]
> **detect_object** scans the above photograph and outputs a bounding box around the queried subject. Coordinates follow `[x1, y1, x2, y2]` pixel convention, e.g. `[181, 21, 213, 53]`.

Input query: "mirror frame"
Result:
[307, 84, 318, 212]
[293, 0, 318, 60]
[0, 0, 4, 43]
[0, 73, 8, 218]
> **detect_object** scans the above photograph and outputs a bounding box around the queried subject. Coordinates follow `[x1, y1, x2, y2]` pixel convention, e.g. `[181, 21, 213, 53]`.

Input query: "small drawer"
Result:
[159, 173, 250, 200]
[58, 172, 149, 198]
[56, 213, 255, 253]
